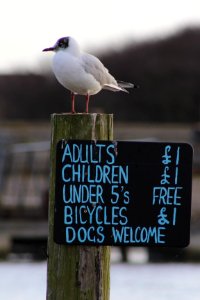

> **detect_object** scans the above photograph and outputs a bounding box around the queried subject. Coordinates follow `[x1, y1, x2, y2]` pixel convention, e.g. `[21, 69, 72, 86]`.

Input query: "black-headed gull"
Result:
[43, 36, 136, 113]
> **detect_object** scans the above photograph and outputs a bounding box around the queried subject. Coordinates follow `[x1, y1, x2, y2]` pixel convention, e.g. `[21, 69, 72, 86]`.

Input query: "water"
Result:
[0, 261, 200, 300]
[111, 263, 200, 300]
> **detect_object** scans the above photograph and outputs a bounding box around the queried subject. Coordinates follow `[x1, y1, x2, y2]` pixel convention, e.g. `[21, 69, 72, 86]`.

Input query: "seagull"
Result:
[43, 36, 136, 113]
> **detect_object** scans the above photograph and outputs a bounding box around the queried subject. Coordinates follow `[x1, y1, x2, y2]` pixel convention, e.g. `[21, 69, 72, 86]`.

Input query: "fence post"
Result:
[47, 113, 113, 300]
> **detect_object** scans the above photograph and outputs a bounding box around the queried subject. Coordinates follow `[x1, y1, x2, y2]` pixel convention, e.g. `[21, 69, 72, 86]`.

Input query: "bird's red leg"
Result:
[86, 94, 90, 113]
[71, 92, 75, 113]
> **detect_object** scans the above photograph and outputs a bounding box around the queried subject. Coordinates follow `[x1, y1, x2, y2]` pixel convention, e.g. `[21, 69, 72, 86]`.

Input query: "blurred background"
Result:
[0, 0, 200, 299]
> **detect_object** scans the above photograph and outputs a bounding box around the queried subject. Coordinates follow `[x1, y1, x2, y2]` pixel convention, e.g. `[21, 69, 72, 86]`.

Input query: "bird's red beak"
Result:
[42, 47, 55, 52]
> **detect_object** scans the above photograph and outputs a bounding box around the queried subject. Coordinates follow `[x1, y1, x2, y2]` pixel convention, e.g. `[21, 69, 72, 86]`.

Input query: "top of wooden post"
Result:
[51, 113, 113, 141]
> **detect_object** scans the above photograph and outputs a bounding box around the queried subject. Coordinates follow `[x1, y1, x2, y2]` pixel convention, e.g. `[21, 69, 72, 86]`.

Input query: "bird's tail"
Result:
[117, 80, 138, 89]
[103, 81, 138, 93]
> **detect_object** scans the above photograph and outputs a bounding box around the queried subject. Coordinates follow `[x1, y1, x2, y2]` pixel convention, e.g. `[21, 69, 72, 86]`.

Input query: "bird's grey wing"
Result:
[81, 53, 117, 87]
[81, 53, 134, 93]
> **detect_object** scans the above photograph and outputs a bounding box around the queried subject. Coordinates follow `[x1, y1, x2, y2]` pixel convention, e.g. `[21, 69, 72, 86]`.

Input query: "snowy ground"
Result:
[0, 261, 200, 300]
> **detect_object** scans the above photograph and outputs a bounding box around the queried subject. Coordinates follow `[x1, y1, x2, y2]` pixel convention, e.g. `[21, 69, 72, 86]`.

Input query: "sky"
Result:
[1, 0, 200, 73]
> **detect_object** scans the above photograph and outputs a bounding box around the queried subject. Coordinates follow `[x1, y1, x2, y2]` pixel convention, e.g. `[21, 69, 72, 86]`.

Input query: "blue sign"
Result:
[54, 140, 193, 247]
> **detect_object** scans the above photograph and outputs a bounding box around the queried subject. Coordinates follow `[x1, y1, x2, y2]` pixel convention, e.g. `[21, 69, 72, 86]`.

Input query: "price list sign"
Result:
[54, 140, 193, 247]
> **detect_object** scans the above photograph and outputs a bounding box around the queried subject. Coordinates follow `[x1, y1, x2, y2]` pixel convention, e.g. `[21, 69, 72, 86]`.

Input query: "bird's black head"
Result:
[56, 37, 69, 50]
[43, 37, 70, 52]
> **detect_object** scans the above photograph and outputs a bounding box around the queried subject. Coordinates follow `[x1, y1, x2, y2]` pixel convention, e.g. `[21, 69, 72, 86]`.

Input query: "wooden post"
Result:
[47, 113, 113, 300]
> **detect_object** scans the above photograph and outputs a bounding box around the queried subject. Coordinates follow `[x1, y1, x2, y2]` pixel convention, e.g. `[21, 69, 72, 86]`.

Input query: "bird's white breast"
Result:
[52, 51, 102, 95]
